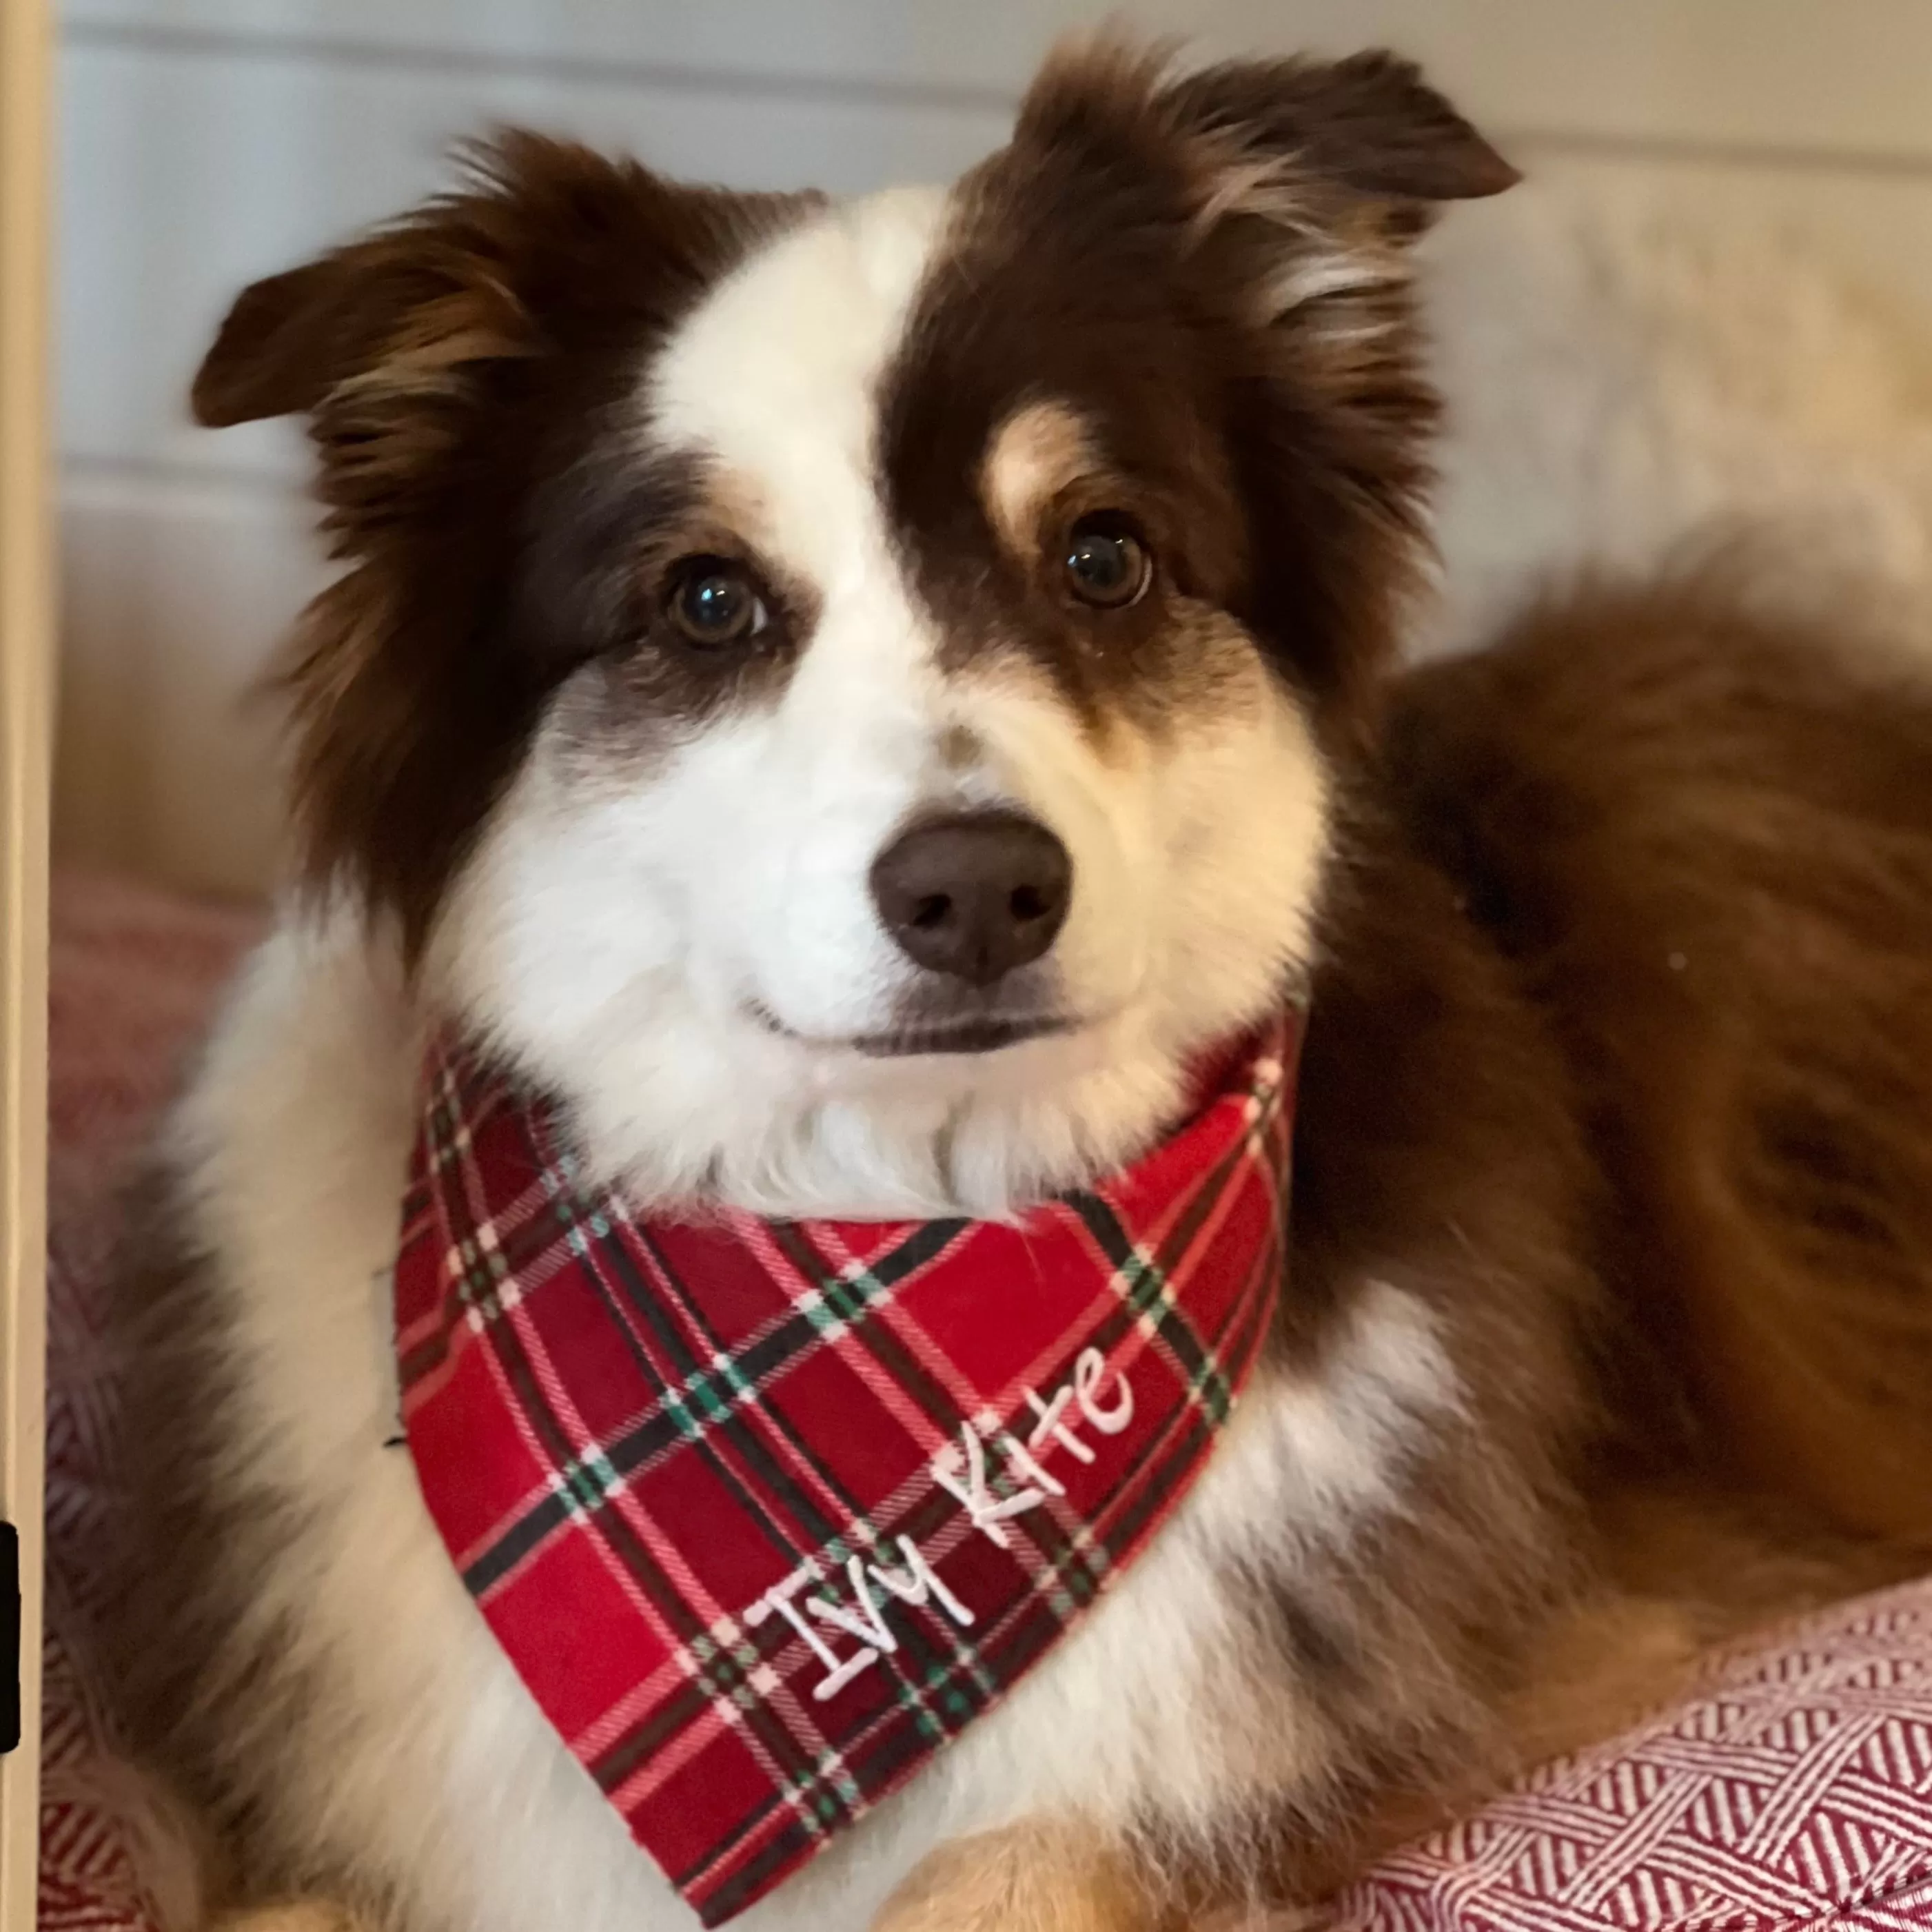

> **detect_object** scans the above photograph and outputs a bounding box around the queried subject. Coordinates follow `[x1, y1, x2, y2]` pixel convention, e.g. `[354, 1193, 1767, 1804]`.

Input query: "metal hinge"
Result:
[0, 1523, 17, 1751]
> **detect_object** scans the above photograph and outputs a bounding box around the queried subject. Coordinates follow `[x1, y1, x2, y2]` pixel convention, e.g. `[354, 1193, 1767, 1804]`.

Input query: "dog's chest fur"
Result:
[144, 915, 1465, 1932]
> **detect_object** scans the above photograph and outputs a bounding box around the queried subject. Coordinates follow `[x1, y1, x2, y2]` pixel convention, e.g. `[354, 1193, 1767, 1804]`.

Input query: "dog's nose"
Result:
[870, 811, 1072, 986]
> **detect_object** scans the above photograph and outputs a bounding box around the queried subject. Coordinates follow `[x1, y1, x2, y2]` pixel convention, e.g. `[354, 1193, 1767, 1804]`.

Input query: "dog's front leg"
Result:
[214, 1902, 387, 1932]
[871, 1818, 1165, 1932]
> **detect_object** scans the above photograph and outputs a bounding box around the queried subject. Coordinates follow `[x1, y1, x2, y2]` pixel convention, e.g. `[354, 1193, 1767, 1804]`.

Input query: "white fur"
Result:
[173, 914, 1457, 1932]
[434, 187, 1332, 1220]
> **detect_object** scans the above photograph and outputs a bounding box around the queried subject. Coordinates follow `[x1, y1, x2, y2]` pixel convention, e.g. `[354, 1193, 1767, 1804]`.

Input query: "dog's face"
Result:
[195, 45, 1512, 1215]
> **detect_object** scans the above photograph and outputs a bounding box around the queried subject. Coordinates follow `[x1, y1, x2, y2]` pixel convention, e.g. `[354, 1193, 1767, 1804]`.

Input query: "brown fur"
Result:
[1195, 800, 1605, 1892]
[1146, 573, 1932, 1915]
[101, 1172, 364, 1925]
[1390, 568, 1932, 1546]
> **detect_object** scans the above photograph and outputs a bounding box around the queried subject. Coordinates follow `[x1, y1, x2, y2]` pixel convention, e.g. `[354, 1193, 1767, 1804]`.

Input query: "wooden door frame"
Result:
[0, 0, 52, 1921]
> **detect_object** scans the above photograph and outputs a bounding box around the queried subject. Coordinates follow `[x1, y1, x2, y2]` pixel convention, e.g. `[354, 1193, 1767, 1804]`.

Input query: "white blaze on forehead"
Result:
[647, 184, 948, 593]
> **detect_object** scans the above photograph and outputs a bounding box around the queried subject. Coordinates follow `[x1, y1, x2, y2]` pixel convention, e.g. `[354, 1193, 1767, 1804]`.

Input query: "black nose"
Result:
[870, 811, 1072, 986]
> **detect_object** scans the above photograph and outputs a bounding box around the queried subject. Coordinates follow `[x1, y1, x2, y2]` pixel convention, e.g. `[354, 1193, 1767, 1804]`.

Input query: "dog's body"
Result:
[108, 43, 1932, 1932]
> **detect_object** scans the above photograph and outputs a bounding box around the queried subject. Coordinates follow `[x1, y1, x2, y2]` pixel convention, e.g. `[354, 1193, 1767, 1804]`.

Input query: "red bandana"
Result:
[394, 1013, 1301, 1924]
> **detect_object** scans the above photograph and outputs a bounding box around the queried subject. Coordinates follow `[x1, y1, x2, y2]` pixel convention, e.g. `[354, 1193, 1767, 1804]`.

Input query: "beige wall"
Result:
[54, 1, 1932, 895]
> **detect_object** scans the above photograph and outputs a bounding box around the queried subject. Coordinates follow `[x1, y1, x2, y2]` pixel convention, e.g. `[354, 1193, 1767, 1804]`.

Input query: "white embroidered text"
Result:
[744, 1347, 1132, 1700]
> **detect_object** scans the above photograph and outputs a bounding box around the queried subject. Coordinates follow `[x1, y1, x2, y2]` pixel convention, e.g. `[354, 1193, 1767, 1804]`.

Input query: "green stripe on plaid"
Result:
[463, 1208, 979, 1595]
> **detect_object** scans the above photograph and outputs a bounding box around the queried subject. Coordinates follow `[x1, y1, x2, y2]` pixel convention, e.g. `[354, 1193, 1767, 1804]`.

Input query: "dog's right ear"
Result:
[192, 250, 400, 427]
[187, 133, 565, 442]
[190, 133, 817, 537]
[211, 133, 820, 956]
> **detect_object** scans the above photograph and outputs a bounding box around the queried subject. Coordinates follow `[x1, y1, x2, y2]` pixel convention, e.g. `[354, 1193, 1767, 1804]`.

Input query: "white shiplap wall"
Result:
[56, 1, 1932, 894]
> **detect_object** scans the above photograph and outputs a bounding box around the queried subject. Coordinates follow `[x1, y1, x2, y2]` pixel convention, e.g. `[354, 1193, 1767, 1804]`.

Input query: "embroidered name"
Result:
[744, 1345, 1133, 1700]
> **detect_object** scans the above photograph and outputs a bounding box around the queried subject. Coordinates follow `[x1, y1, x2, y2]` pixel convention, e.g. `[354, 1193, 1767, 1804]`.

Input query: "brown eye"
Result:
[1063, 517, 1151, 609]
[666, 558, 768, 648]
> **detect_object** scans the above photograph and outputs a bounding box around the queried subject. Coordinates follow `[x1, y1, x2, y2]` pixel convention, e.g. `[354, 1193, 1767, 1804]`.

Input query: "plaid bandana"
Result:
[394, 1010, 1301, 1924]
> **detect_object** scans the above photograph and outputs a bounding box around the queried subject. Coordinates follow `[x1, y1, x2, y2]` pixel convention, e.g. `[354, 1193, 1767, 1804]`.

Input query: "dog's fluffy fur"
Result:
[106, 40, 1932, 1932]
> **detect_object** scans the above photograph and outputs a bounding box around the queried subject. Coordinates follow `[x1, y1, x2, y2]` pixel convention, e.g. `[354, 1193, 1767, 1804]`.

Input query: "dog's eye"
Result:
[666, 559, 768, 648]
[1063, 517, 1151, 609]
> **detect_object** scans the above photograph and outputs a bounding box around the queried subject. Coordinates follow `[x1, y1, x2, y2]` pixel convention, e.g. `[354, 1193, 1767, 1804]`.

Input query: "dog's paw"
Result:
[1192, 1908, 1331, 1931]
[870, 1820, 1156, 1932]
[213, 1903, 383, 1932]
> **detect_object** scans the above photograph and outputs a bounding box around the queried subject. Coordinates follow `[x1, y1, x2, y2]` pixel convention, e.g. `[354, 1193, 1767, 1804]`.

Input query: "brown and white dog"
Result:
[108, 39, 1932, 1932]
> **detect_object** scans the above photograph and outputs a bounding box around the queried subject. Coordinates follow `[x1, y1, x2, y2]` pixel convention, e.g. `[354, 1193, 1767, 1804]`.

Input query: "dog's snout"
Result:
[870, 811, 1072, 986]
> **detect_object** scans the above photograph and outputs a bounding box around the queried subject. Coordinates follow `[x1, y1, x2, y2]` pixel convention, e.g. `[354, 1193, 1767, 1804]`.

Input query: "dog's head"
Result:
[196, 43, 1512, 1216]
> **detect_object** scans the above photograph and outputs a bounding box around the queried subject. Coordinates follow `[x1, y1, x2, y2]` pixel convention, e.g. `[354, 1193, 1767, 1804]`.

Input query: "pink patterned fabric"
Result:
[1333, 1585, 1932, 1931]
[34, 871, 1932, 1931]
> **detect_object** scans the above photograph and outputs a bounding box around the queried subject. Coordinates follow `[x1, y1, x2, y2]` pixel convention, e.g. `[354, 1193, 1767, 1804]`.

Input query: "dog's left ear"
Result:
[999, 44, 1516, 731]
[1013, 41, 1516, 307]
[1157, 48, 1518, 209]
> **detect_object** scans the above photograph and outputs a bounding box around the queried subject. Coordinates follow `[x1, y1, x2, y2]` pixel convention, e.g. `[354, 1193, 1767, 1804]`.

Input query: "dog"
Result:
[105, 39, 1932, 1932]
